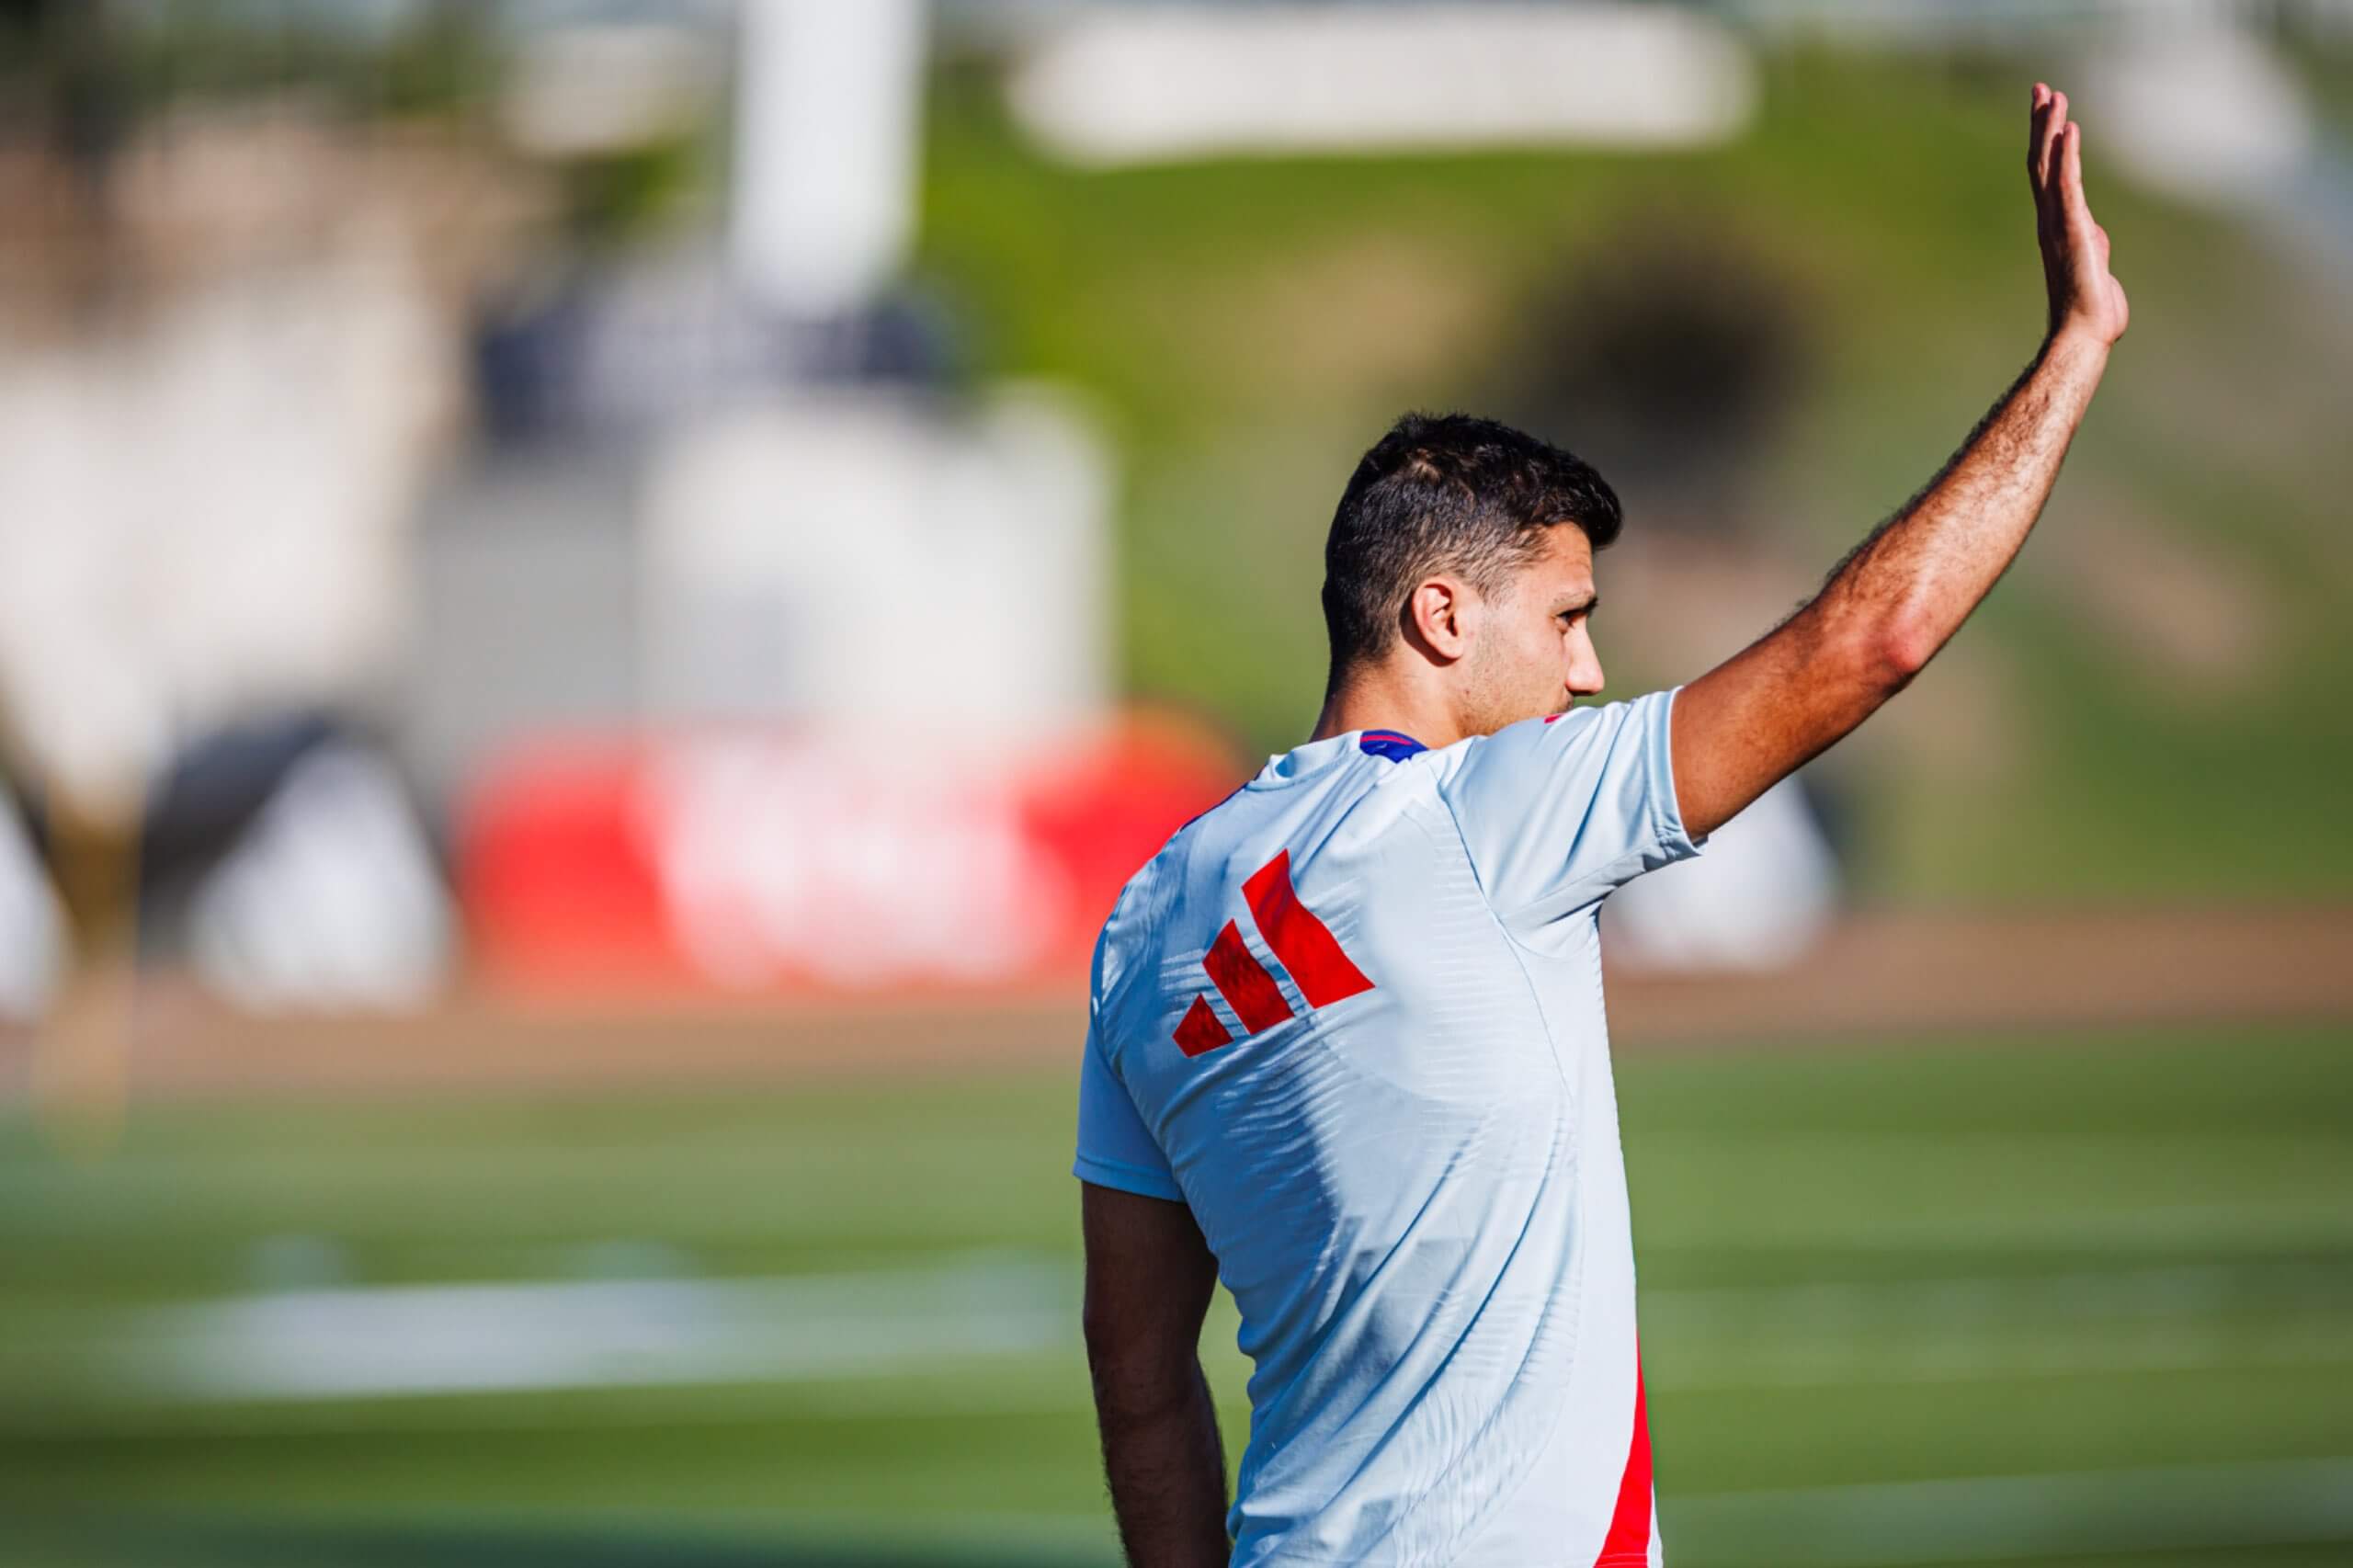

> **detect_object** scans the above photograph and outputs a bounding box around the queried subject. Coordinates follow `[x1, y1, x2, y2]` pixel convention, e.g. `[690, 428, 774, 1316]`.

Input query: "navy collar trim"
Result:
[1358, 730, 1427, 763]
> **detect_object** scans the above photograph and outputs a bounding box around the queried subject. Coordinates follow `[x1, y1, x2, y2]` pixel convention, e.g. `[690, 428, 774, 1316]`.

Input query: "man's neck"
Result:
[1309, 669, 1467, 750]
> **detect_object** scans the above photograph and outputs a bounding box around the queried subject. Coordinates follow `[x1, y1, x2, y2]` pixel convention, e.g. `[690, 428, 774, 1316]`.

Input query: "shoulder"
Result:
[1438, 697, 1665, 785]
[1089, 801, 1221, 1013]
[1427, 707, 1598, 790]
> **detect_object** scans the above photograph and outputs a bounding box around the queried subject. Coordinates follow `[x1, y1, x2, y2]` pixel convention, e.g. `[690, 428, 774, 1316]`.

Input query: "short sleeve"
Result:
[1440, 686, 1703, 925]
[1073, 1014, 1184, 1201]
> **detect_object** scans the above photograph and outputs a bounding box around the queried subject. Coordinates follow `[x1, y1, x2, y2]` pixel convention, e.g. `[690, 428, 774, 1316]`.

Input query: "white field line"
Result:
[74, 1257, 2353, 1408]
[105, 1254, 1071, 1403]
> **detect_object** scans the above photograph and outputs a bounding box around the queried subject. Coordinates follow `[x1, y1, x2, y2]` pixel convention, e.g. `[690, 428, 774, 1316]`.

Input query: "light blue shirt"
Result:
[1075, 688, 1700, 1566]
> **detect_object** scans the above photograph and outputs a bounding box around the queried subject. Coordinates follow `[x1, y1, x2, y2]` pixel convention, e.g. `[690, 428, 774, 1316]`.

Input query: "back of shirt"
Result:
[1074, 689, 1701, 1568]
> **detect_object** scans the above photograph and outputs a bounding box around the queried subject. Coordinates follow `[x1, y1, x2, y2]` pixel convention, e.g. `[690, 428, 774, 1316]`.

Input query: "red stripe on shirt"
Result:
[1242, 850, 1374, 1008]
[1593, 1354, 1653, 1566]
[1172, 993, 1232, 1056]
[1203, 920, 1294, 1034]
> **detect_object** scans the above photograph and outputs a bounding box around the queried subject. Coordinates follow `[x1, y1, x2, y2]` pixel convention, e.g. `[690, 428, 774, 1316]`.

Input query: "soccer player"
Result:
[1074, 86, 2125, 1567]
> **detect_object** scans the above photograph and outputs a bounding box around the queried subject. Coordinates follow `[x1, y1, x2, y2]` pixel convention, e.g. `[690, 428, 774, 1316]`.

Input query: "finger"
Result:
[2063, 119, 2088, 225]
[2029, 85, 2052, 183]
[2043, 90, 2069, 187]
[2039, 88, 2068, 189]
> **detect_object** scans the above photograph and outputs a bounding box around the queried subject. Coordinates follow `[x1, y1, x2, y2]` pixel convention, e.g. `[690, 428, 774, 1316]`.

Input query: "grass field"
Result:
[3, 1020, 2348, 1567]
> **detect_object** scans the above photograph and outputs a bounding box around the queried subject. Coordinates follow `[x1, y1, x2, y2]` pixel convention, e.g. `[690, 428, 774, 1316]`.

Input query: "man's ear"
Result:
[1405, 576, 1478, 664]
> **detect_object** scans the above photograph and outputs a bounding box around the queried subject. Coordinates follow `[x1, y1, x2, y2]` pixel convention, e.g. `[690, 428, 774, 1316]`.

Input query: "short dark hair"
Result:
[1321, 411, 1622, 680]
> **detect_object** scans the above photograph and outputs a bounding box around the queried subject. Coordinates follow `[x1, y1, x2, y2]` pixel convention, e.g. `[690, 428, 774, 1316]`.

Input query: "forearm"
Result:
[1668, 83, 2126, 840]
[1809, 324, 2109, 677]
[1094, 1357, 1232, 1568]
[1672, 329, 2109, 835]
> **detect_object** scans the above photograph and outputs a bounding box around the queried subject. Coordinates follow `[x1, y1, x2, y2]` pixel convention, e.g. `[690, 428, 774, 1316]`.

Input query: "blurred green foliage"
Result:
[913, 48, 2353, 903]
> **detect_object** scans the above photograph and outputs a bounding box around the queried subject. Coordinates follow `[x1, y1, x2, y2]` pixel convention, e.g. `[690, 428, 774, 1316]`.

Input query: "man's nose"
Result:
[1570, 649, 1606, 696]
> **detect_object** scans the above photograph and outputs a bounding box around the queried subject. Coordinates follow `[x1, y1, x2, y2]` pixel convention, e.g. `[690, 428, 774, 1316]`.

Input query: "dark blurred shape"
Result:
[20, 0, 125, 181]
[1501, 221, 1813, 539]
[14, 712, 451, 1005]
[2, 0, 125, 322]
[126, 712, 349, 953]
[473, 264, 963, 446]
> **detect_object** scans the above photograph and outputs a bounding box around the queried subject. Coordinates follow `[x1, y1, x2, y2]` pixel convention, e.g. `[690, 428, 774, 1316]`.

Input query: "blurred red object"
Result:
[457, 714, 1241, 999]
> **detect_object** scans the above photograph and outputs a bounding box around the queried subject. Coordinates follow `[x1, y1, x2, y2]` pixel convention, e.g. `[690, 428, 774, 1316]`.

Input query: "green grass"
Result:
[2, 1022, 2348, 1566]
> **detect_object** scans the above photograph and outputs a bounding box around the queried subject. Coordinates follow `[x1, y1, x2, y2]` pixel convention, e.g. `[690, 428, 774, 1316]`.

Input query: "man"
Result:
[1074, 86, 2125, 1567]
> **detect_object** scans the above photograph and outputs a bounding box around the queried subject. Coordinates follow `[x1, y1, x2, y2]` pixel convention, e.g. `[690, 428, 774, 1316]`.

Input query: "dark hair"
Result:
[1321, 411, 1622, 682]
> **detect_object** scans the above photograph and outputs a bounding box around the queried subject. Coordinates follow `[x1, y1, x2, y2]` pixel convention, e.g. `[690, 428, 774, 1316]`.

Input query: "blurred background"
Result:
[1, 2, 2349, 1564]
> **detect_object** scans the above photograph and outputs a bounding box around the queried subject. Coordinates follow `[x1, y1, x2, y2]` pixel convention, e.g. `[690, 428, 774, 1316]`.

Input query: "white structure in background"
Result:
[409, 0, 1121, 798]
[631, 0, 1114, 741]
[0, 222, 460, 1009]
[733, 0, 929, 317]
[188, 742, 453, 1013]
[1007, 3, 1756, 166]
[1604, 776, 1838, 972]
[0, 241, 446, 818]
[2080, 17, 2316, 206]
[640, 384, 1112, 738]
[0, 806, 66, 1023]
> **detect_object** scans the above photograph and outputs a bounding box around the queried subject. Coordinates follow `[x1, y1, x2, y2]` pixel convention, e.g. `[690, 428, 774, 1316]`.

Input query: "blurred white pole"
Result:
[732, 0, 928, 319]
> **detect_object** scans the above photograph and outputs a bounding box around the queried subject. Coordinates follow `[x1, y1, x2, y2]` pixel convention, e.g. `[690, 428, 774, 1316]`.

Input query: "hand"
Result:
[2029, 83, 2129, 348]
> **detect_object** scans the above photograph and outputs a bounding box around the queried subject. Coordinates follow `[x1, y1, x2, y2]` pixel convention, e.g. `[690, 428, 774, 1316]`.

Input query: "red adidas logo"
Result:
[1173, 849, 1376, 1057]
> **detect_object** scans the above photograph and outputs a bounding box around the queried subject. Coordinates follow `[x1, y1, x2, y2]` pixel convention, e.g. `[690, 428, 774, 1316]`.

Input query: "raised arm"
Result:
[1669, 84, 2129, 840]
[1081, 1181, 1232, 1568]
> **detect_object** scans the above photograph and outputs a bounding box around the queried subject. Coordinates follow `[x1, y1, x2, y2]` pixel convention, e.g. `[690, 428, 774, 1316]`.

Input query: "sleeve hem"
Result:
[1073, 1154, 1186, 1202]
[1650, 685, 1705, 859]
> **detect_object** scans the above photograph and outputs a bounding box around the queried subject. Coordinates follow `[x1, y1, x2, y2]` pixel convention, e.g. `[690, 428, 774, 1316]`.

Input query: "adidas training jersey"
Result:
[1073, 687, 1701, 1567]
